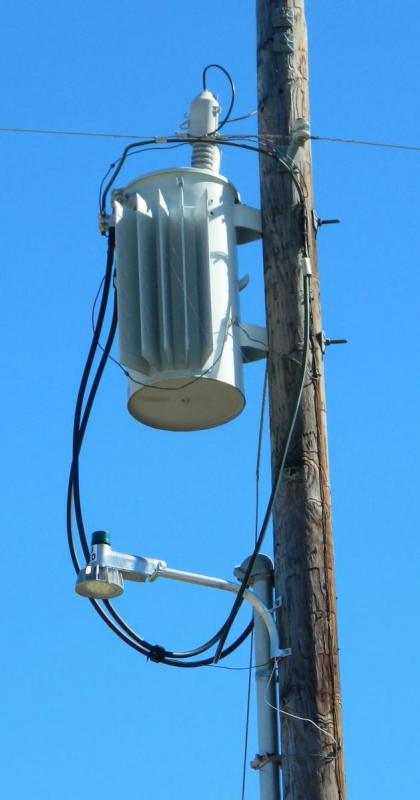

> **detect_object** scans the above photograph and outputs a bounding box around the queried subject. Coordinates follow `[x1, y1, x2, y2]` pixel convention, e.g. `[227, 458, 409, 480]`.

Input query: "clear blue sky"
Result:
[1, 2, 419, 798]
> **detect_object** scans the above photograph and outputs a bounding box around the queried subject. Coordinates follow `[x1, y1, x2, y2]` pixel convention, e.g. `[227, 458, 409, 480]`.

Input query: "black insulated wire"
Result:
[67, 293, 251, 662]
[162, 620, 254, 668]
[71, 123, 310, 667]
[202, 63, 236, 132]
[213, 273, 312, 662]
[66, 292, 118, 570]
[66, 285, 159, 655]
[70, 228, 116, 559]
[67, 238, 253, 666]
[100, 138, 156, 213]
[98, 144, 188, 214]
[100, 136, 307, 216]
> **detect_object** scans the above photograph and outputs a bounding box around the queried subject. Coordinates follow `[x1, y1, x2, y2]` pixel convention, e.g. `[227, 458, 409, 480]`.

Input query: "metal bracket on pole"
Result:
[251, 753, 283, 771]
[269, 118, 311, 169]
[275, 647, 292, 659]
[238, 322, 268, 363]
[287, 119, 311, 160]
[312, 209, 341, 233]
[316, 330, 348, 356]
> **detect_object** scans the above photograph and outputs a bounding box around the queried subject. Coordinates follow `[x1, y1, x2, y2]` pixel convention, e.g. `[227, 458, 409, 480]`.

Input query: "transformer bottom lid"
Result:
[128, 376, 245, 432]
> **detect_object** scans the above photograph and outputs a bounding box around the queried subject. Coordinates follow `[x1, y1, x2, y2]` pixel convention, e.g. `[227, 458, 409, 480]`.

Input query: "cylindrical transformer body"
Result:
[114, 168, 246, 432]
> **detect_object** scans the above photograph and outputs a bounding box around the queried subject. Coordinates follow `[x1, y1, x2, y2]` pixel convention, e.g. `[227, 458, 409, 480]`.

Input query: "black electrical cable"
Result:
[71, 128, 310, 667]
[101, 138, 156, 213]
[98, 144, 187, 213]
[70, 297, 302, 664]
[213, 273, 312, 662]
[100, 135, 307, 216]
[202, 63, 236, 132]
[87, 136, 308, 662]
[102, 585, 252, 662]
[67, 292, 160, 659]
[67, 243, 254, 665]
[71, 228, 116, 560]
[68, 298, 254, 663]
[67, 284, 161, 657]
[66, 245, 157, 656]
[91, 276, 106, 333]
[67, 287, 119, 572]
[68, 290, 254, 662]
[94, 136, 308, 660]
[162, 620, 253, 668]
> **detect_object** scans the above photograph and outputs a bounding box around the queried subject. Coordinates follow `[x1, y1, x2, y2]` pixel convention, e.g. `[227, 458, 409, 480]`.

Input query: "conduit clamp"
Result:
[251, 753, 283, 771]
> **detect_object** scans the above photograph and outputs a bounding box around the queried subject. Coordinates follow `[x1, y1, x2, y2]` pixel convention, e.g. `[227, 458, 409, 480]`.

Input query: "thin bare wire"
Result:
[105, 317, 232, 391]
[240, 641, 253, 800]
[265, 662, 337, 747]
[210, 660, 270, 672]
[241, 365, 269, 800]
[0, 126, 156, 140]
[224, 110, 258, 124]
[2, 124, 420, 153]
[311, 134, 420, 152]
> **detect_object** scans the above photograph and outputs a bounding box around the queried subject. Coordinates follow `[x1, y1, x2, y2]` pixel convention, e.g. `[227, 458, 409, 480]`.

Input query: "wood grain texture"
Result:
[256, 2, 346, 798]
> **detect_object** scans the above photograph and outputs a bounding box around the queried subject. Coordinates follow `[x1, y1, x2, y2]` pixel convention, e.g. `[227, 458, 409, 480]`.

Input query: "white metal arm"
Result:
[76, 542, 281, 659]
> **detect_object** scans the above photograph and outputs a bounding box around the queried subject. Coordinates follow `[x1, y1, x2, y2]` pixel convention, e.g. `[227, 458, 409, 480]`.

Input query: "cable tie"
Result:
[148, 644, 167, 663]
[155, 136, 168, 144]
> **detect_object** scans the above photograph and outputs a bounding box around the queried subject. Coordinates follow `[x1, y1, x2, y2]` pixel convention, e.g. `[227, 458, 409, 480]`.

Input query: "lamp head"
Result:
[75, 530, 123, 599]
[75, 564, 124, 600]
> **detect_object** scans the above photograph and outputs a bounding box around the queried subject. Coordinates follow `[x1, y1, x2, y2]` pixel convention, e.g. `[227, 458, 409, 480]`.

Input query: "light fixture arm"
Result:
[76, 540, 282, 660]
[155, 563, 281, 660]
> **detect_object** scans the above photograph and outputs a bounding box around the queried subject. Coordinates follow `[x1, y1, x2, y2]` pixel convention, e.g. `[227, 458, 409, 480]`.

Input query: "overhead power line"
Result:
[1, 125, 420, 153]
[311, 134, 420, 153]
[0, 126, 148, 140]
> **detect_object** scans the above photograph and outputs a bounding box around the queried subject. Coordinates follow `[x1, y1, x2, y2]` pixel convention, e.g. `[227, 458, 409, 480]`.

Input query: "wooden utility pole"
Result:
[256, 2, 346, 799]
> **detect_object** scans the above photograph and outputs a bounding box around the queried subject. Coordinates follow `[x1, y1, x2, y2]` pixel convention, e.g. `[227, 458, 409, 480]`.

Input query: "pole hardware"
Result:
[286, 119, 311, 162]
[237, 322, 268, 363]
[111, 188, 127, 204]
[251, 753, 283, 771]
[318, 218, 341, 227]
[312, 210, 341, 234]
[316, 331, 348, 356]
[266, 118, 310, 168]
[98, 212, 114, 234]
